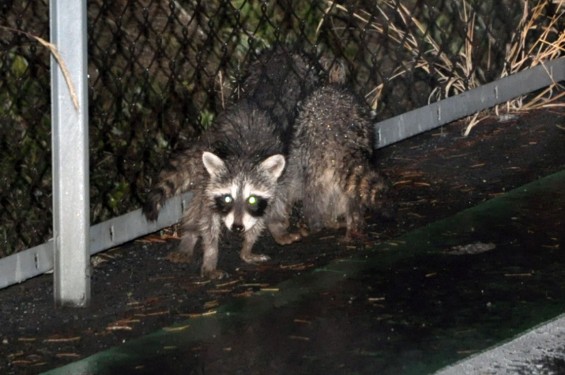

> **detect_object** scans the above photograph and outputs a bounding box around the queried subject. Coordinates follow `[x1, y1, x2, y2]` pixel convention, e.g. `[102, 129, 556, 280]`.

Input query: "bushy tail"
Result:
[342, 162, 390, 210]
[143, 148, 201, 221]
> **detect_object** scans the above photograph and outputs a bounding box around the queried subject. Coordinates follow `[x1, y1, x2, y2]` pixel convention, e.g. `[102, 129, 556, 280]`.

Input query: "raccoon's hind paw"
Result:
[299, 224, 310, 238]
[165, 251, 193, 264]
[241, 253, 271, 264]
[202, 269, 229, 280]
[343, 228, 369, 243]
[273, 231, 302, 245]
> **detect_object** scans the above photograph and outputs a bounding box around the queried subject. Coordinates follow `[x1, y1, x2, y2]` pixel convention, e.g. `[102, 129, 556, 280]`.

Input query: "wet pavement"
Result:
[44, 170, 565, 375]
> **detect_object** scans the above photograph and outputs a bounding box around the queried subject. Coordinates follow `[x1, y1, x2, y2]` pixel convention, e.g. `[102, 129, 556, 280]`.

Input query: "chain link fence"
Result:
[0, 0, 562, 257]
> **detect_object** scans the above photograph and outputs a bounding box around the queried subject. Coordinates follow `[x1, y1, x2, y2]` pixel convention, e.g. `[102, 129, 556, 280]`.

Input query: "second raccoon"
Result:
[283, 84, 389, 239]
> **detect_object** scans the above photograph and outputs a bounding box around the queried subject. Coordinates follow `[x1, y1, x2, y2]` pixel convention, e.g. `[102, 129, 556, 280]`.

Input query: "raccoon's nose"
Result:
[231, 224, 245, 233]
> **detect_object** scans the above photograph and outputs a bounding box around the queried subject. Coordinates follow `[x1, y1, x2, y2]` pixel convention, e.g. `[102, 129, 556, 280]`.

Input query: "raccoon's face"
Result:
[202, 151, 285, 233]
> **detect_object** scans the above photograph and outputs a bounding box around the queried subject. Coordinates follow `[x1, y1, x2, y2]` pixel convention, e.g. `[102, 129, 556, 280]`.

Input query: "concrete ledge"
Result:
[435, 314, 565, 375]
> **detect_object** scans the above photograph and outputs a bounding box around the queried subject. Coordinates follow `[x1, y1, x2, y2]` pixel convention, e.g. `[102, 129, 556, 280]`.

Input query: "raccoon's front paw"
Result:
[241, 253, 271, 264]
[343, 228, 371, 244]
[273, 232, 302, 245]
[299, 223, 310, 238]
[165, 251, 193, 264]
[202, 269, 229, 280]
[142, 201, 161, 221]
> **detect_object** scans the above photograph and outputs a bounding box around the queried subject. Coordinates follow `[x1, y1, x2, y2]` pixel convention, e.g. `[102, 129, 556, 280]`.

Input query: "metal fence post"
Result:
[50, 0, 90, 307]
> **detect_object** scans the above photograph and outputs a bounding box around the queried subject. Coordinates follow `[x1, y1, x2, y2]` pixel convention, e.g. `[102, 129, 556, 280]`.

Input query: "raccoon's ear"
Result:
[202, 151, 226, 178]
[259, 154, 286, 180]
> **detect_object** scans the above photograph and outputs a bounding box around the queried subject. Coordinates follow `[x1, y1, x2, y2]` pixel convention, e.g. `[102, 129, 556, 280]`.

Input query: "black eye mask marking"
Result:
[214, 194, 234, 214]
[246, 195, 268, 217]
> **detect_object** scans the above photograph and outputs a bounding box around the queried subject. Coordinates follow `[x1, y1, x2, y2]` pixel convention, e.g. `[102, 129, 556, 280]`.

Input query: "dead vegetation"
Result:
[318, 0, 564, 135]
[497, 2, 565, 109]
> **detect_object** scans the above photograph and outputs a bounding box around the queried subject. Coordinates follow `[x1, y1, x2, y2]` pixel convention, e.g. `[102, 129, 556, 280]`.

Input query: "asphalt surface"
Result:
[1, 107, 564, 374]
[44, 170, 565, 374]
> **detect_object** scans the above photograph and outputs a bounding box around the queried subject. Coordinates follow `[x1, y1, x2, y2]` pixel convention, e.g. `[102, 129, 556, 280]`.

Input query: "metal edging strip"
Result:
[375, 57, 565, 149]
[0, 58, 563, 291]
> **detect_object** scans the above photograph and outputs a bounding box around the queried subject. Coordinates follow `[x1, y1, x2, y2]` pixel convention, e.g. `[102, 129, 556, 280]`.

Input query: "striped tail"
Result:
[143, 148, 201, 221]
[343, 162, 389, 209]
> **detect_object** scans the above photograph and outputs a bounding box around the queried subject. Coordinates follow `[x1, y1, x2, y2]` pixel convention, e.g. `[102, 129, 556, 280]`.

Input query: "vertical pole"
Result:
[50, 0, 90, 307]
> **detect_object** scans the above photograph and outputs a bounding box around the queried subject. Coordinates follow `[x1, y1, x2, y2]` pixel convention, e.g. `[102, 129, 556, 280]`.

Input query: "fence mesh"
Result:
[0, 0, 562, 256]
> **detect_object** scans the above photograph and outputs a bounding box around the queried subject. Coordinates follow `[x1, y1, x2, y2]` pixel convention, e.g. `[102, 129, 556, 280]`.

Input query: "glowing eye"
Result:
[246, 195, 267, 216]
[214, 194, 234, 214]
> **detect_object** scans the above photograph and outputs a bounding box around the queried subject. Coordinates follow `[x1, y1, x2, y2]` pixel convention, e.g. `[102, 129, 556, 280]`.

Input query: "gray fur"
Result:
[144, 46, 325, 221]
[281, 84, 388, 239]
[144, 99, 300, 279]
[143, 49, 383, 278]
[144, 47, 325, 278]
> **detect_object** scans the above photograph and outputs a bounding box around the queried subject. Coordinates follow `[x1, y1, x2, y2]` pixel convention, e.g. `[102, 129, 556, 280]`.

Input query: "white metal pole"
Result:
[50, 0, 90, 307]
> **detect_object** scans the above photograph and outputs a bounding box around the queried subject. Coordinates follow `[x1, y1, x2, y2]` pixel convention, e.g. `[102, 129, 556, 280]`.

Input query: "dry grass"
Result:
[497, 2, 565, 108]
[317, 0, 481, 110]
[467, 0, 565, 135]
[317, 0, 563, 135]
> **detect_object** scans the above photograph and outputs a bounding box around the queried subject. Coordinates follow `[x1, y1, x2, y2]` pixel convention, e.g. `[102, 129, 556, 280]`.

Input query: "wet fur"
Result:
[145, 46, 326, 224]
[144, 47, 328, 278]
[144, 100, 303, 278]
[143, 48, 382, 277]
[282, 84, 389, 239]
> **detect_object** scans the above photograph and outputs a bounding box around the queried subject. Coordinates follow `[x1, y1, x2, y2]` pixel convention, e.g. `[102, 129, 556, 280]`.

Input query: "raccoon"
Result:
[144, 46, 328, 278]
[145, 46, 326, 219]
[144, 99, 301, 278]
[282, 84, 389, 239]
